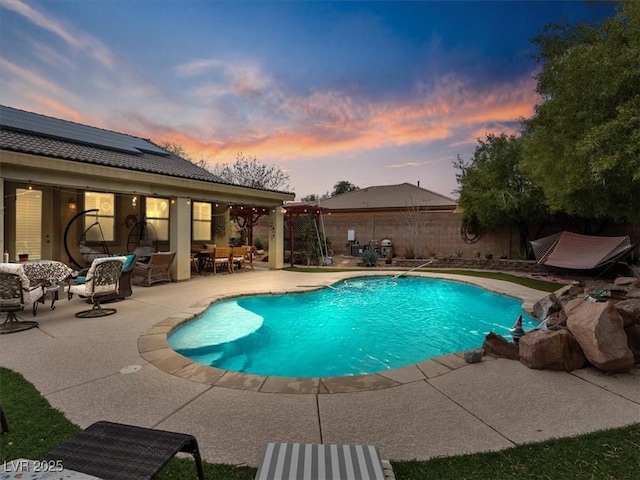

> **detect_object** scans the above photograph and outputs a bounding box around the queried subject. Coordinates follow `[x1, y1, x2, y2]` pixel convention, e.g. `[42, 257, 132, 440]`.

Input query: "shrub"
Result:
[404, 246, 415, 259]
[253, 236, 266, 250]
[455, 249, 463, 258]
[361, 248, 379, 267]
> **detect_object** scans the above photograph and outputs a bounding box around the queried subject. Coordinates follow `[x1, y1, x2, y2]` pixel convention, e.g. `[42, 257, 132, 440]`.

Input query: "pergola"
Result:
[282, 203, 330, 267]
[229, 205, 272, 248]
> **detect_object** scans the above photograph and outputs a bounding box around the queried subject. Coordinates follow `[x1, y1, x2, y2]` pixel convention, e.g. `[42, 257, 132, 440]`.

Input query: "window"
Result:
[192, 202, 212, 241]
[145, 197, 170, 241]
[84, 192, 115, 242]
[15, 188, 42, 260]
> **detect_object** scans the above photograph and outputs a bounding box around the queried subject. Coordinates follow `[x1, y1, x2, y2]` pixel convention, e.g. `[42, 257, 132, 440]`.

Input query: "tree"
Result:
[300, 194, 319, 202]
[157, 140, 210, 170]
[331, 181, 359, 197]
[521, 1, 640, 224]
[454, 133, 547, 253]
[213, 152, 291, 191]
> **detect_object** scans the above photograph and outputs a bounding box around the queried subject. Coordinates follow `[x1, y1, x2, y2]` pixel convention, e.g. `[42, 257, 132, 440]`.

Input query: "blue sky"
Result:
[0, 0, 614, 199]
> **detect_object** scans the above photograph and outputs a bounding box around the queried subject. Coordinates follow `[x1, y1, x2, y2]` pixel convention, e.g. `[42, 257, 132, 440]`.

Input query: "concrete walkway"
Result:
[1, 268, 638, 467]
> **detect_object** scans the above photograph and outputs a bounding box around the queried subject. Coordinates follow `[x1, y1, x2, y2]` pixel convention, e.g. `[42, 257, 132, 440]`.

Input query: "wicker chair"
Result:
[132, 251, 175, 286]
[66, 257, 126, 318]
[0, 263, 44, 334]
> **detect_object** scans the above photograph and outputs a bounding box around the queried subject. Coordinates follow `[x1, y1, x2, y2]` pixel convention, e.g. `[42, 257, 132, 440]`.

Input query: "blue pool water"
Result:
[168, 277, 538, 377]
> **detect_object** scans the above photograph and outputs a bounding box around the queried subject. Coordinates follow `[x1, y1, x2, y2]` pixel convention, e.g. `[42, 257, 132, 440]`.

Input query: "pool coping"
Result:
[137, 272, 542, 394]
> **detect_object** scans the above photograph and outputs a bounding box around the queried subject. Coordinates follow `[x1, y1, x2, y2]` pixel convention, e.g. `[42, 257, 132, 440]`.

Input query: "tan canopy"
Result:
[530, 231, 634, 270]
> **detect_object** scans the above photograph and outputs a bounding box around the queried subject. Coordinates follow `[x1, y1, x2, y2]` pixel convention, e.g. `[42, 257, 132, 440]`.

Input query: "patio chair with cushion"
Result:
[132, 251, 176, 286]
[41, 420, 205, 480]
[66, 257, 126, 318]
[73, 253, 138, 303]
[0, 263, 44, 334]
[211, 247, 232, 274]
[231, 246, 248, 272]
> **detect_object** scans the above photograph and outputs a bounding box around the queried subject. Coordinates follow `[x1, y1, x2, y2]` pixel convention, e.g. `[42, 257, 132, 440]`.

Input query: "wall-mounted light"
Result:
[132, 196, 137, 208]
[68, 199, 77, 210]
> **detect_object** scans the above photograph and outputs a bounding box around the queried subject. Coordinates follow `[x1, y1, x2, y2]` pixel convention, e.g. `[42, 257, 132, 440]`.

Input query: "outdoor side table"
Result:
[254, 442, 388, 480]
[40, 421, 205, 480]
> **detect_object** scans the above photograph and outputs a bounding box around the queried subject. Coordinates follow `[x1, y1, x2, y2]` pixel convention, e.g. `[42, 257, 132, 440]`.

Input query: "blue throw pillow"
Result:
[75, 276, 86, 284]
[123, 254, 136, 270]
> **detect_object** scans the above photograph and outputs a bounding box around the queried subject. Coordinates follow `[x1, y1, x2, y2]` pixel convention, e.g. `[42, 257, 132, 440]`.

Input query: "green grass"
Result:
[2, 367, 638, 479]
[285, 266, 561, 292]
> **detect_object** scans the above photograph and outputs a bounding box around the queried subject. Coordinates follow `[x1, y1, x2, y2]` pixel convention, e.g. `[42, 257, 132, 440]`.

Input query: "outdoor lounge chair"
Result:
[41, 420, 205, 480]
[254, 442, 395, 480]
[0, 263, 44, 334]
[132, 251, 175, 286]
[66, 257, 126, 318]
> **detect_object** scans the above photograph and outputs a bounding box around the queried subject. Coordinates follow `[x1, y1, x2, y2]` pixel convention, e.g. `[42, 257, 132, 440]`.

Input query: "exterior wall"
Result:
[320, 210, 513, 259]
[250, 209, 640, 262]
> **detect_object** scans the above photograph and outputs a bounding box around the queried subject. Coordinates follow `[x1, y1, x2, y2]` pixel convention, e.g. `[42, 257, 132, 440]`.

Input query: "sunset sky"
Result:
[1, 0, 614, 199]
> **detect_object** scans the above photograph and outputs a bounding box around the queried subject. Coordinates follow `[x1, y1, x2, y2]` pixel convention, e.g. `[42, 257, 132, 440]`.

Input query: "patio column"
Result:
[268, 206, 284, 269]
[169, 197, 191, 281]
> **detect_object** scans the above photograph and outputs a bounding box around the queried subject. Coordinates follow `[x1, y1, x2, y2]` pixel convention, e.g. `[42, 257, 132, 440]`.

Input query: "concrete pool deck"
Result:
[1, 268, 639, 467]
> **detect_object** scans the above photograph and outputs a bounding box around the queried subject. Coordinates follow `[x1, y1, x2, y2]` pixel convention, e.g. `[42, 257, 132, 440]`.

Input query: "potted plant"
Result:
[484, 248, 493, 260]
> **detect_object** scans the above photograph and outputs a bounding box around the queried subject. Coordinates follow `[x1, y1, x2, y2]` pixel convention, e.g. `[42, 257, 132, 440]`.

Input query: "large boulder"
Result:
[566, 300, 634, 372]
[519, 329, 586, 371]
[482, 332, 519, 360]
[614, 299, 640, 326]
[533, 293, 562, 320]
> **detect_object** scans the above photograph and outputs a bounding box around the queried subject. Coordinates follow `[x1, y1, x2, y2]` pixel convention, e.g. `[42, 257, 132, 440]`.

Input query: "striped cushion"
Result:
[255, 443, 386, 480]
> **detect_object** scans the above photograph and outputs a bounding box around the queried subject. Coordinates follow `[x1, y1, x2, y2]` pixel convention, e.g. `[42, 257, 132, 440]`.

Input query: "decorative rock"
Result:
[566, 300, 634, 372]
[624, 324, 640, 363]
[482, 332, 519, 360]
[626, 288, 640, 299]
[613, 276, 638, 286]
[614, 299, 640, 326]
[533, 293, 562, 320]
[519, 329, 586, 371]
[546, 312, 565, 329]
[463, 348, 484, 364]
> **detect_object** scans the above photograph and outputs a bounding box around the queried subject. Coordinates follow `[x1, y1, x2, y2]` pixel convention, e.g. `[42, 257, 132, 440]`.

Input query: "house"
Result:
[0, 105, 294, 279]
[311, 182, 462, 257]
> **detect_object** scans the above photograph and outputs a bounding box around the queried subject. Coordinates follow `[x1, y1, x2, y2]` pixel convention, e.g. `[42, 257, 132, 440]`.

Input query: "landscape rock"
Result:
[626, 288, 640, 299]
[613, 276, 638, 286]
[463, 348, 484, 363]
[546, 312, 565, 329]
[614, 299, 640, 326]
[519, 329, 586, 371]
[624, 324, 640, 363]
[482, 332, 519, 360]
[533, 293, 562, 320]
[566, 300, 634, 372]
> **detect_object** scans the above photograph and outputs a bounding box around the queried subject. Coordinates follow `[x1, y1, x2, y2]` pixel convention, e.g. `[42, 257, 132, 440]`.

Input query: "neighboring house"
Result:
[312, 182, 461, 257]
[0, 105, 293, 279]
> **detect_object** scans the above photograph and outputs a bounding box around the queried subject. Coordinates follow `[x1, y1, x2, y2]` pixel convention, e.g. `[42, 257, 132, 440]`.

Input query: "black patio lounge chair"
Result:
[41, 420, 205, 480]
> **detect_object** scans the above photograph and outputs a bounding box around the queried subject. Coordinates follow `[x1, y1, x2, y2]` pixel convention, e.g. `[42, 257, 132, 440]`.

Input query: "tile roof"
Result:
[0, 105, 222, 184]
[309, 183, 458, 210]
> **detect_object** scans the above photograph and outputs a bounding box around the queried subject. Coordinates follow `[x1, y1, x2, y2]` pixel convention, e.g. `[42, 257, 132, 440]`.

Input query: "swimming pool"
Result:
[168, 276, 537, 377]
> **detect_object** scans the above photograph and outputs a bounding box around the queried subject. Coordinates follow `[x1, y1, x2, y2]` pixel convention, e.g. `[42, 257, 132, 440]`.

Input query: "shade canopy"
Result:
[530, 231, 634, 270]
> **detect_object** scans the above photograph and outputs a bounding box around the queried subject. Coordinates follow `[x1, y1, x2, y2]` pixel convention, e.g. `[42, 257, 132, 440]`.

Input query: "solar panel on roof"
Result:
[0, 105, 168, 155]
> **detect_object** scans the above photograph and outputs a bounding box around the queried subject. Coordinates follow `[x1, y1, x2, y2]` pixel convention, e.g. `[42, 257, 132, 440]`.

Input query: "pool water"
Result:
[168, 276, 538, 377]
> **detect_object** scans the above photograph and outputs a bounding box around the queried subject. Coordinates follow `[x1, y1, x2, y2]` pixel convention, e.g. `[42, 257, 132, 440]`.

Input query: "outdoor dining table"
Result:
[22, 260, 73, 310]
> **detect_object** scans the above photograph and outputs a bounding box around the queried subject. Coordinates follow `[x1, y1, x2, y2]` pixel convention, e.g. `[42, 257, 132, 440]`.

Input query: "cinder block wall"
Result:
[252, 212, 639, 261]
